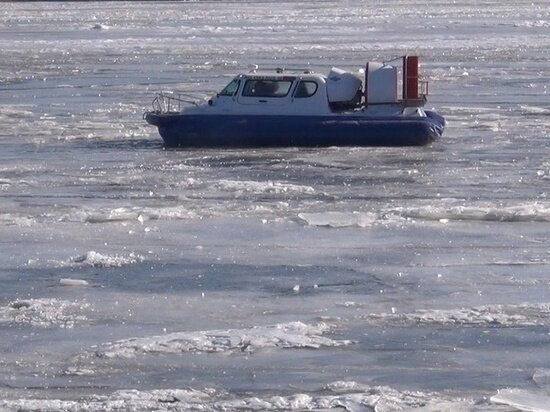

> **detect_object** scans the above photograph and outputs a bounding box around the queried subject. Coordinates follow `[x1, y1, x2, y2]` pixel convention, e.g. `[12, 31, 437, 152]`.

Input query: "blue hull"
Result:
[145, 112, 445, 148]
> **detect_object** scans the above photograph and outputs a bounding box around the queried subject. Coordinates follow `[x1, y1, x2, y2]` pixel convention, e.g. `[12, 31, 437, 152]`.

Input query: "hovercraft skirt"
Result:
[145, 112, 445, 148]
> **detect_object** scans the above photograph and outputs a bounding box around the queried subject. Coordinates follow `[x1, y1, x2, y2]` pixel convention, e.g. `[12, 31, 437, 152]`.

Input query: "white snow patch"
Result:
[89, 321, 352, 359]
[0, 298, 90, 328]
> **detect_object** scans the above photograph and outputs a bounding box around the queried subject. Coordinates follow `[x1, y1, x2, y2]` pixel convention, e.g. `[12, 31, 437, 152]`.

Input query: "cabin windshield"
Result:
[242, 79, 292, 98]
[219, 78, 240, 96]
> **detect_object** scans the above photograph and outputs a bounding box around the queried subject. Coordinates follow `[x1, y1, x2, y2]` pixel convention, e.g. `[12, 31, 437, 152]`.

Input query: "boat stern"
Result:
[424, 110, 446, 138]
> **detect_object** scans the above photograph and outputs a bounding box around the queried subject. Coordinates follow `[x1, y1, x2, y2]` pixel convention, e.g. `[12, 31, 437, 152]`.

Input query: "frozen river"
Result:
[0, 1, 549, 410]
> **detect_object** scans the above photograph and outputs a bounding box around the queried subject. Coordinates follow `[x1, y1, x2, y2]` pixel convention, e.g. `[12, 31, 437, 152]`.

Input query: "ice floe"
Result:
[0, 105, 35, 123]
[216, 179, 315, 196]
[88, 321, 352, 359]
[0, 382, 481, 411]
[0, 298, 90, 328]
[533, 369, 550, 388]
[59, 251, 144, 268]
[91, 23, 110, 31]
[490, 388, 550, 412]
[59, 278, 89, 287]
[66, 206, 200, 224]
[388, 202, 550, 223]
[365, 303, 550, 327]
[0, 212, 35, 227]
[298, 211, 378, 228]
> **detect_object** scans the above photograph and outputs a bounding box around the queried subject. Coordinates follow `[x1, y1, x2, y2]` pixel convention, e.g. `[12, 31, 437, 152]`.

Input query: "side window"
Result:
[242, 80, 292, 98]
[219, 78, 240, 96]
[294, 81, 318, 98]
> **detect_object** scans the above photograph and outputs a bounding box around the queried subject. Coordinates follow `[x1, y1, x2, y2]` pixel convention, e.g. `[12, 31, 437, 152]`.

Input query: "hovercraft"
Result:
[144, 56, 445, 148]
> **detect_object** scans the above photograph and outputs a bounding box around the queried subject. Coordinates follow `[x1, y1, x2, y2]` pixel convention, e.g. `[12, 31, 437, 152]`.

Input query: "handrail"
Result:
[249, 66, 314, 74]
[150, 92, 203, 114]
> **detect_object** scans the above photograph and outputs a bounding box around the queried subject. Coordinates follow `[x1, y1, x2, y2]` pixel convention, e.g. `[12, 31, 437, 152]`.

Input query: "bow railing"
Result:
[151, 92, 203, 113]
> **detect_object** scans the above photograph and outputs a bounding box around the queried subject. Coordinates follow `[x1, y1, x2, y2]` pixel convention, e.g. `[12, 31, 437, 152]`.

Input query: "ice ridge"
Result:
[90, 321, 352, 359]
[366, 303, 550, 327]
[59, 251, 144, 268]
[0, 382, 479, 411]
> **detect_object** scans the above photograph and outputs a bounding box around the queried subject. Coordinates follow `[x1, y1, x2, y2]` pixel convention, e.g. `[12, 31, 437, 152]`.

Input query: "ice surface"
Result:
[0, 0, 549, 409]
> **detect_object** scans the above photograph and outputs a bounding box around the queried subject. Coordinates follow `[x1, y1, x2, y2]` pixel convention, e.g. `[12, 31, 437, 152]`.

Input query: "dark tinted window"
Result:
[294, 81, 318, 98]
[242, 79, 292, 98]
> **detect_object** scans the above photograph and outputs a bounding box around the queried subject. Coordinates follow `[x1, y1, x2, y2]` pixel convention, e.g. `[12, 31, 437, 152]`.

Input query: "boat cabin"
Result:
[210, 71, 334, 115]
[205, 56, 427, 116]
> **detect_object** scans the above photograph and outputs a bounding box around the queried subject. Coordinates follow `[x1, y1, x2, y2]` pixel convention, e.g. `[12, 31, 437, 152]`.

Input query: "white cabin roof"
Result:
[181, 61, 422, 117]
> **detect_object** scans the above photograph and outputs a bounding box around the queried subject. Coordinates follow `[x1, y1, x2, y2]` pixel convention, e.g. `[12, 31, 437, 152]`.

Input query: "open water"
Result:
[0, 1, 549, 411]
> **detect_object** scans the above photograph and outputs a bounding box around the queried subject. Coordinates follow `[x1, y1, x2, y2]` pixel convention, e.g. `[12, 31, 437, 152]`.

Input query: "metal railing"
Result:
[150, 92, 204, 114]
[419, 79, 429, 97]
